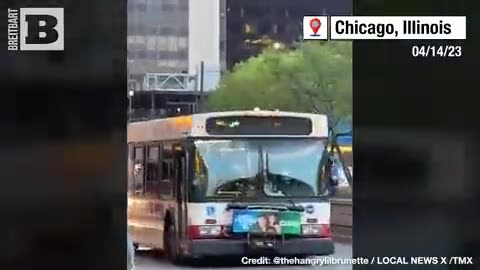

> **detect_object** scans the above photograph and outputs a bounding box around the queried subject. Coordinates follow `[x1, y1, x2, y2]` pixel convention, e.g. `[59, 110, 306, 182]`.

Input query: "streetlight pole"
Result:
[128, 90, 134, 122]
[199, 61, 205, 113]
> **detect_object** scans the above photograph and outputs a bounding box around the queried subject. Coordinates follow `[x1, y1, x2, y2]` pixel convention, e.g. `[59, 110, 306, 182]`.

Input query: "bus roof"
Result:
[127, 110, 328, 143]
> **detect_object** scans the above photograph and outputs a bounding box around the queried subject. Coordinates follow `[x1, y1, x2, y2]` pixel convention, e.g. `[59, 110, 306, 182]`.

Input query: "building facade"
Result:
[225, 0, 352, 69]
[127, 0, 189, 76]
[127, 0, 351, 120]
[127, 0, 224, 87]
[127, 0, 224, 120]
[188, 0, 225, 92]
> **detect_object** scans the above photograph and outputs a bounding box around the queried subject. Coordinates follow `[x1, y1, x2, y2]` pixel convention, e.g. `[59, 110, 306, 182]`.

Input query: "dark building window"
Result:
[145, 51, 158, 59]
[159, 27, 176, 35]
[179, 1, 188, 11]
[137, 51, 146, 59]
[177, 50, 188, 58]
[220, 41, 226, 51]
[249, 7, 267, 18]
[274, 8, 284, 17]
[131, 24, 147, 35]
[161, 3, 175, 12]
[179, 27, 188, 36]
[295, 7, 310, 17]
[135, 3, 147, 12]
[230, 22, 242, 33]
[157, 51, 183, 60]
[257, 21, 270, 35]
[145, 26, 157, 35]
[277, 24, 285, 34]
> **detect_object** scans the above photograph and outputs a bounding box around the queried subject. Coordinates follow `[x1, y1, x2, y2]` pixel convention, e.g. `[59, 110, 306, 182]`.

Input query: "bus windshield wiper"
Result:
[225, 180, 251, 210]
[235, 177, 250, 202]
[264, 153, 304, 212]
[287, 199, 305, 212]
[226, 176, 256, 211]
[227, 148, 263, 211]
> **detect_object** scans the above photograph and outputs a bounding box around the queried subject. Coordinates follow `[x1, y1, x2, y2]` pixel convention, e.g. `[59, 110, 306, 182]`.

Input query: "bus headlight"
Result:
[302, 224, 331, 237]
[302, 224, 321, 235]
[199, 225, 222, 236]
[188, 225, 224, 239]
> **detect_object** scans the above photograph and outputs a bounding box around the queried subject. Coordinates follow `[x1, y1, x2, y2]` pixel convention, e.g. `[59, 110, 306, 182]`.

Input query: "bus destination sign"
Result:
[205, 116, 312, 135]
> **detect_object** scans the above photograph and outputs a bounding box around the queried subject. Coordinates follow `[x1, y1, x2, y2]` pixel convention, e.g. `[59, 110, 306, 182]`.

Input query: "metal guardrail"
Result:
[128, 109, 197, 122]
[128, 109, 165, 122]
[331, 198, 352, 239]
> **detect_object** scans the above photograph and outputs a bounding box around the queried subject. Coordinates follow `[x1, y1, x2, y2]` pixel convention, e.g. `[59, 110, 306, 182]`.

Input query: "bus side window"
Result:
[145, 145, 160, 195]
[128, 144, 135, 193]
[133, 146, 145, 194]
[159, 144, 174, 196]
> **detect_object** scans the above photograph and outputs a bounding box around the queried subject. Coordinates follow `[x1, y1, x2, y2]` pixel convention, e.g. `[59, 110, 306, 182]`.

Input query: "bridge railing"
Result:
[331, 198, 352, 240]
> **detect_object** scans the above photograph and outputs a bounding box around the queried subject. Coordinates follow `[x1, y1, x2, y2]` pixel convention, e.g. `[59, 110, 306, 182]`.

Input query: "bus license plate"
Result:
[251, 239, 275, 248]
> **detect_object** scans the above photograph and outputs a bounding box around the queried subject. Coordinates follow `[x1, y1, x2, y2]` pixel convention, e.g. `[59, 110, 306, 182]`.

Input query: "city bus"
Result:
[127, 110, 335, 263]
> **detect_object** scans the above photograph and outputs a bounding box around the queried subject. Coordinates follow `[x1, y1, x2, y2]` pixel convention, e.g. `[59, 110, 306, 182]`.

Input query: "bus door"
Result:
[173, 144, 188, 244]
[132, 146, 145, 194]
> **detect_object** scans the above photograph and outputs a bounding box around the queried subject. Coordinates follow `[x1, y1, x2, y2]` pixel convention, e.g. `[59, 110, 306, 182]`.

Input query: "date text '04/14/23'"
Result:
[412, 45, 462, 58]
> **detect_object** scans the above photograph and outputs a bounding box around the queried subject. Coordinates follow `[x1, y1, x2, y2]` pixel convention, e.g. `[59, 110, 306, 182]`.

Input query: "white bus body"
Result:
[127, 110, 334, 262]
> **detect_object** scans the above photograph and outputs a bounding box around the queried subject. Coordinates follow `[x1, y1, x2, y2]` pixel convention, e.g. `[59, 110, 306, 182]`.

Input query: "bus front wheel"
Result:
[164, 223, 182, 264]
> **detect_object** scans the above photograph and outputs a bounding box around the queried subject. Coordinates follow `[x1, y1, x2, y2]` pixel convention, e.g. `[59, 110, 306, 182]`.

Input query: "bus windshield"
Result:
[191, 139, 327, 200]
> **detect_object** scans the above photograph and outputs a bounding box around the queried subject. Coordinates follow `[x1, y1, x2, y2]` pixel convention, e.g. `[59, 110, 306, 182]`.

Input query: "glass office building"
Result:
[127, 0, 195, 119]
[127, 0, 189, 76]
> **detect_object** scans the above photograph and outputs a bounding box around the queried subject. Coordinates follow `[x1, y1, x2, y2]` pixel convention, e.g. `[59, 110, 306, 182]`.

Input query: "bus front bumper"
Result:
[187, 237, 334, 257]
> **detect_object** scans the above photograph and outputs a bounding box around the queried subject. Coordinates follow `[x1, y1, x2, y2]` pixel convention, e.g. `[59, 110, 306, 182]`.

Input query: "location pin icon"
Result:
[309, 18, 321, 36]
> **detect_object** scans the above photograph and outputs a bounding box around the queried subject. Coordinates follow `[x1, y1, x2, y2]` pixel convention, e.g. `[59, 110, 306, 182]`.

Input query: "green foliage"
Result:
[208, 41, 352, 128]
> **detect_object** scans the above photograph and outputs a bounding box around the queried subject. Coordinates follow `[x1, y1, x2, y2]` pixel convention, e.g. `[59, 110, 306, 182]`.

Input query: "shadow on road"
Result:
[135, 249, 307, 268]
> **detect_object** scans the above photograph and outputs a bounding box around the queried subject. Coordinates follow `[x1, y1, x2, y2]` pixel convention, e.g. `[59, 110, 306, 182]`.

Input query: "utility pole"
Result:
[150, 90, 155, 119]
[198, 61, 205, 113]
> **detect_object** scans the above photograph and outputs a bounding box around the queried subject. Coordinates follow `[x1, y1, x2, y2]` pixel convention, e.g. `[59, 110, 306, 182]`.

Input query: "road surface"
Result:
[134, 243, 352, 269]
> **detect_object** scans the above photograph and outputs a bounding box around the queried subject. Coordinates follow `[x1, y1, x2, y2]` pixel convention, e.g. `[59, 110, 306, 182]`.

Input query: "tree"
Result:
[208, 41, 352, 128]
